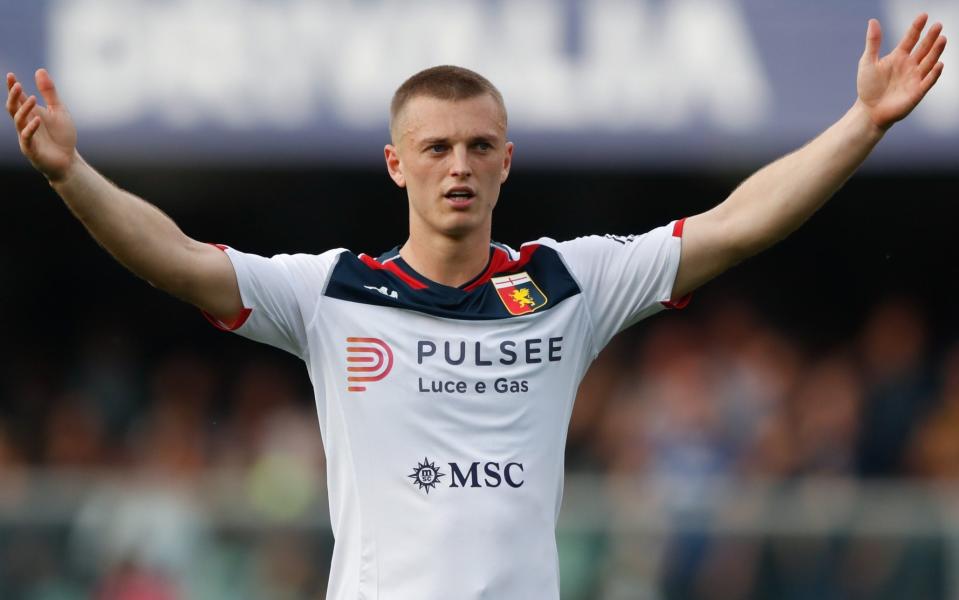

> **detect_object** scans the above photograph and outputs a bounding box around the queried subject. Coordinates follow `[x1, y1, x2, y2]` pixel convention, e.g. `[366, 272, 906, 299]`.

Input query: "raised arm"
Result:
[673, 14, 946, 299]
[6, 69, 243, 323]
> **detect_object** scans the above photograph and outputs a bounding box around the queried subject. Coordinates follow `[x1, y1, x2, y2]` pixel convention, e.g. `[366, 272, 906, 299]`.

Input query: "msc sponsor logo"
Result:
[345, 337, 393, 392]
[408, 458, 525, 494]
[408, 457, 445, 494]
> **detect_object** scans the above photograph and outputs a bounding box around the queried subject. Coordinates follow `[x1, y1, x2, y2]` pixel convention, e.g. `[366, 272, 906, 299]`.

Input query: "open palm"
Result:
[858, 14, 947, 130]
[6, 69, 78, 181]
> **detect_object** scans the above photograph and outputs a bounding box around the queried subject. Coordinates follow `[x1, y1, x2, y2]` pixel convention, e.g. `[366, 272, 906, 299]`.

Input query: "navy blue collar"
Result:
[376, 245, 498, 292]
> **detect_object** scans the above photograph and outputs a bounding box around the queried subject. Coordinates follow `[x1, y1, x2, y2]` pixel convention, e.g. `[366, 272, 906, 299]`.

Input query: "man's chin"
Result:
[438, 215, 489, 239]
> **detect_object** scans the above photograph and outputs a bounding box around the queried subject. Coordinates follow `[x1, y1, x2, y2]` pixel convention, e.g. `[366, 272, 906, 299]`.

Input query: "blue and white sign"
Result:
[0, 0, 955, 168]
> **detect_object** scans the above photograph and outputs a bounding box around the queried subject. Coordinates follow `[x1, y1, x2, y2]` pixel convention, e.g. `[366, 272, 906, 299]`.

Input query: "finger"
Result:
[21, 115, 41, 144]
[14, 95, 37, 130]
[897, 13, 928, 53]
[35, 68, 62, 108]
[912, 22, 943, 61]
[863, 18, 882, 62]
[918, 36, 947, 78]
[920, 61, 945, 96]
[6, 72, 16, 92]
[6, 81, 25, 118]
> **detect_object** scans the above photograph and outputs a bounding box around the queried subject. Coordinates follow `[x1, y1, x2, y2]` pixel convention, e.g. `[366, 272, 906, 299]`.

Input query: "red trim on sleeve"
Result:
[661, 220, 691, 309]
[202, 242, 253, 330]
[359, 254, 429, 290]
[661, 295, 692, 310]
[672, 218, 686, 238]
[202, 307, 253, 331]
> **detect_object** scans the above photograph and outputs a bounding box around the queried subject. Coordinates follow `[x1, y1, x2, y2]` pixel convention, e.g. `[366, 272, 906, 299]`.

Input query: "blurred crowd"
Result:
[571, 292, 955, 482]
[1, 292, 957, 599]
[564, 293, 954, 600]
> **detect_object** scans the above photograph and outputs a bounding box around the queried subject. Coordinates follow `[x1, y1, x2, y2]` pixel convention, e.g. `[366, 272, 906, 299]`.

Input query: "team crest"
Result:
[491, 272, 548, 316]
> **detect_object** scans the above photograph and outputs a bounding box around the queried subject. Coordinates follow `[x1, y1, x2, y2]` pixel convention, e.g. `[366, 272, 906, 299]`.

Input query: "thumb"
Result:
[35, 68, 63, 108]
[862, 18, 882, 62]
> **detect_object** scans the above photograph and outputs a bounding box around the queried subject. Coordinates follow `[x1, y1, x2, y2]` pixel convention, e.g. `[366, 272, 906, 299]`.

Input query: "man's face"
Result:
[385, 94, 513, 240]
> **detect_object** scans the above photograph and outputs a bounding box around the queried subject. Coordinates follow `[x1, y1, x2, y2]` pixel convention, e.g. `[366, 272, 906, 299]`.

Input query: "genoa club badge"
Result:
[491, 272, 548, 316]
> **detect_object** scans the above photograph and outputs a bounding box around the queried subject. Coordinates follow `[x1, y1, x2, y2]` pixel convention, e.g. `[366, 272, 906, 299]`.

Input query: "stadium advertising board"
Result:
[0, 0, 955, 168]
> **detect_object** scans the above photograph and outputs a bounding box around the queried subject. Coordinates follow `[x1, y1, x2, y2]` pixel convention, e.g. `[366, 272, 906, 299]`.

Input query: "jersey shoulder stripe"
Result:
[324, 241, 580, 320]
[358, 253, 428, 290]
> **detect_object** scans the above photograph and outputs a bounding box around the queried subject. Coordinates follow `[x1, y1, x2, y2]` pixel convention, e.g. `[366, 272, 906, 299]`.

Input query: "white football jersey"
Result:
[206, 220, 686, 599]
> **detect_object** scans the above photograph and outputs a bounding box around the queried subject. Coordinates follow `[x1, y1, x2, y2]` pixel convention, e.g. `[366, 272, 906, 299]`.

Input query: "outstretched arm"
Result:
[6, 69, 243, 323]
[672, 14, 946, 299]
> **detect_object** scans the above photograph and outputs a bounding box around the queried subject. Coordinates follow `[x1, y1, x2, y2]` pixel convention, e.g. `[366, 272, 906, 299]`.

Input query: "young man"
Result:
[5, 14, 946, 599]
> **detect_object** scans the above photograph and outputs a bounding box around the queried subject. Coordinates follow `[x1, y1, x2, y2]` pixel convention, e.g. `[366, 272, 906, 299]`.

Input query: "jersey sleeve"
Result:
[203, 246, 344, 359]
[554, 220, 687, 353]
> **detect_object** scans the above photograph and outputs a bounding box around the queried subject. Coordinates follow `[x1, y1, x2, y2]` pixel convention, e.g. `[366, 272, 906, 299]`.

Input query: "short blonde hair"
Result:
[390, 65, 507, 134]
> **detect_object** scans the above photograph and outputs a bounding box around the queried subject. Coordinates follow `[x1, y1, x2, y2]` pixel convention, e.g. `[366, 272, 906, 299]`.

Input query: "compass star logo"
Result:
[409, 458, 445, 494]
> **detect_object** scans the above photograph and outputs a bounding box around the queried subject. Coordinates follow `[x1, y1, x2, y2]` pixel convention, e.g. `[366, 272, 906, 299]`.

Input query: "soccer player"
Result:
[5, 14, 946, 599]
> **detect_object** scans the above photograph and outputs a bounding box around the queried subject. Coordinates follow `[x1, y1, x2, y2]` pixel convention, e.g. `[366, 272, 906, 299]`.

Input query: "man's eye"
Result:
[475, 142, 492, 151]
[429, 144, 447, 153]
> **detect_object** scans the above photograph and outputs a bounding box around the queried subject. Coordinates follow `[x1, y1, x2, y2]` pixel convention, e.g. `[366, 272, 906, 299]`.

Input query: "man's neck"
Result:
[399, 230, 491, 288]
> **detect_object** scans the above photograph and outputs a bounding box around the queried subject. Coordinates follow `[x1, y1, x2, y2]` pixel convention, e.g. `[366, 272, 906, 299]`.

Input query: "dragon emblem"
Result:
[510, 287, 537, 308]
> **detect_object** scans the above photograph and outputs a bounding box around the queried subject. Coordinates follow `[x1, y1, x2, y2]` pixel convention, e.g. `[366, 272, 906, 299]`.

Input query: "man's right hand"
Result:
[6, 68, 244, 325]
[6, 69, 78, 183]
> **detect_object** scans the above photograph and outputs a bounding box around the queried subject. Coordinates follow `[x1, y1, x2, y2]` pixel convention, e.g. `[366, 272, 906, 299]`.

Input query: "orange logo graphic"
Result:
[346, 337, 393, 392]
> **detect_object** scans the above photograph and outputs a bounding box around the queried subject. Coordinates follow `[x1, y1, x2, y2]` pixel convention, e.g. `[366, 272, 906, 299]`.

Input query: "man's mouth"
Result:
[445, 187, 476, 199]
[444, 187, 476, 206]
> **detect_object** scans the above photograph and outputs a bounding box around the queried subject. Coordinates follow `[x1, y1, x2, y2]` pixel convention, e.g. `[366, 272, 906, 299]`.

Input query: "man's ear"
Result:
[500, 141, 514, 184]
[384, 144, 406, 188]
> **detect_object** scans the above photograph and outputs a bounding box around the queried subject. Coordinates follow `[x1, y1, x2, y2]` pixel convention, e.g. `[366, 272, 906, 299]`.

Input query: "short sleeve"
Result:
[556, 220, 686, 352]
[204, 246, 345, 359]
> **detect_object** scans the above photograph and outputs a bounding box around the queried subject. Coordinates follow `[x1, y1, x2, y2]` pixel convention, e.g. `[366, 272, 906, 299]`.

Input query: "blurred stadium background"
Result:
[1, 0, 958, 598]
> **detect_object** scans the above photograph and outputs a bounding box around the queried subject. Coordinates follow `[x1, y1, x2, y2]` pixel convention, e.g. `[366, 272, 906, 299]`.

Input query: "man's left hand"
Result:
[857, 13, 946, 131]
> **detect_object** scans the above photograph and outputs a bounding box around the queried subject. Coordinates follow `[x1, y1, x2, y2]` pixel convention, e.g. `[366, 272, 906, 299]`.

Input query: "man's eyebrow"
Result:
[419, 134, 501, 144]
[469, 135, 499, 144]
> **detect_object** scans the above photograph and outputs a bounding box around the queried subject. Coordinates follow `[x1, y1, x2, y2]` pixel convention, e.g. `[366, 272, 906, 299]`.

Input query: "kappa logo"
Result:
[604, 233, 638, 245]
[345, 337, 393, 392]
[364, 285, 399, 299]
[491, 272, 548, 316]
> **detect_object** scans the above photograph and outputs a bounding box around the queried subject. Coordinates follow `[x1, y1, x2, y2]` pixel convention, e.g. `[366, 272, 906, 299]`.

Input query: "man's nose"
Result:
[450, 146, 472, 178]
